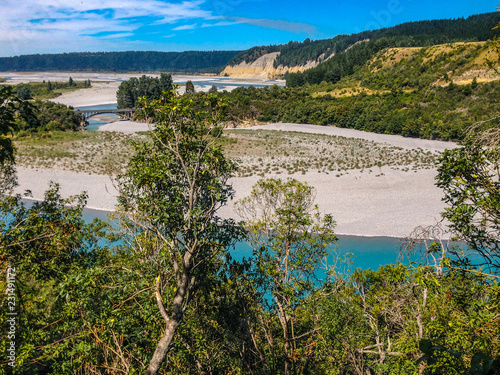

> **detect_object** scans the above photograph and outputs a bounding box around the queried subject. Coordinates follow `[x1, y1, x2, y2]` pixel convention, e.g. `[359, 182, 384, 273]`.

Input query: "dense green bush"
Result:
[15, 100, 86, 132]
[210, 80, 499, 141]
[116, 73, 174, 109]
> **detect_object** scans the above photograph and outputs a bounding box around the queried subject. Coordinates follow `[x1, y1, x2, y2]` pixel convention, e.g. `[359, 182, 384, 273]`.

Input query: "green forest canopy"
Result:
[0, 50, 241, 74]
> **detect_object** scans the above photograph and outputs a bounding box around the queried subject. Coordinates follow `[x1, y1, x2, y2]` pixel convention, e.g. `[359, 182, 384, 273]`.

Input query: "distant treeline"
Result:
[0, 50, 241, 73]
[228, 12, 499, 72]
[203, 80, 500, 141]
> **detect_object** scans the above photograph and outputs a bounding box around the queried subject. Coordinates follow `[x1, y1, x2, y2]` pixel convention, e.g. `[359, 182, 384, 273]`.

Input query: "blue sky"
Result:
[0, 0, 497, 57]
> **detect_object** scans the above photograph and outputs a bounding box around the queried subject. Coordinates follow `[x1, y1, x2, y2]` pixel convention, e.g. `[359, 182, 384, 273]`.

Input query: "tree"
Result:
[14, 84, 32, 100]
[235, 178, 337, 374]
[116, 74, 174, 109]
[436, 141, 500, 271]
[0, 184, 109, 372]
[0, 86, 33, 194]
[68, 76, 74, 86]
[185, 80, 195, 94]
[117, 89, 240, 374]
[116, 79, 136, 109]
[436, 13, 500, 271]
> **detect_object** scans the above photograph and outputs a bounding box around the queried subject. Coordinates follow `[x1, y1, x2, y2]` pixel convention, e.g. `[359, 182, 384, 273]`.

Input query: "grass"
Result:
[13, 131, 146, 176]
[13, 129, 441, 177]
[221, 129, 439, 177]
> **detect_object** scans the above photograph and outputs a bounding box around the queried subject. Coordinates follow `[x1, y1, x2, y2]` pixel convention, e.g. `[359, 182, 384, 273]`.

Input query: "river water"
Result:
[20, 75, 443, 271]
[81, 206, 427, 272]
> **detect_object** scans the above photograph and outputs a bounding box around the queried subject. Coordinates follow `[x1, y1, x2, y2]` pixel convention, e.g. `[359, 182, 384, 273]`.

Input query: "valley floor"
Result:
[15, 122, 456, 238]
[11, 75, 458, 238]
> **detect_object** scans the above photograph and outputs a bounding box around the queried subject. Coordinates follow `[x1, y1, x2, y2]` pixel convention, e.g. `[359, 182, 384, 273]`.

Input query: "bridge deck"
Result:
[76, 108, 137, 119]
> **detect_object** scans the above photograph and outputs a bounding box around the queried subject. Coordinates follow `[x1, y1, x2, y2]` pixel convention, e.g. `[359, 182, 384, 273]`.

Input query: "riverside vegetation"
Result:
[219, 41, 500, 141]
[12, 129, 439, 177]
[1, 12, 500, 375]
[1, 86, 500, 374]
[10, 78, 92, 101]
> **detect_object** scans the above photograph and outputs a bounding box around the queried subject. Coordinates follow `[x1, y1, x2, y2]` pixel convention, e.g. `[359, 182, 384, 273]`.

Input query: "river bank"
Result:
[0, 71, 284, 107]
[14, 120, 455, 238]
[10, 73, 457, 238]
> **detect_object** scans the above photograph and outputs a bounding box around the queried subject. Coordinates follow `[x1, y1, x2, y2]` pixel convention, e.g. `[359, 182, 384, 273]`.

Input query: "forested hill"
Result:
[0, 50, 241, 73]
[227, 12, 499, 71]
[285, 12, 500, 86]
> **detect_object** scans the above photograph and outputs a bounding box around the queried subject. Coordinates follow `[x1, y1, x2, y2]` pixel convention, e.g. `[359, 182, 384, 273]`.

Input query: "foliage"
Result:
[184, 80, 195, 94]
[286, 12, 499, 86]
[0, 85, 33, 193]
[0, 86, 27, 163]
[229, 13, 498, 74]
[9, 80, 91, 100]
[201, 79, 500, 141]
[0, 184, 109, 373]
[14, 100, 86, 132]
[436, 13, 500, 271]
[13, 85, 31, 100]
[116, 73, 173, 109]
[437, 144, 500, 271]
[1, 184, 499, 374]
[117, 89, 241, 374]
[236, 178, 337, 374]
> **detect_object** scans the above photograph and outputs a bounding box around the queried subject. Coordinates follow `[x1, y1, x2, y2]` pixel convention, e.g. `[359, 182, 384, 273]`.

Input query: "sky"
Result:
[0, 0, 497, 57]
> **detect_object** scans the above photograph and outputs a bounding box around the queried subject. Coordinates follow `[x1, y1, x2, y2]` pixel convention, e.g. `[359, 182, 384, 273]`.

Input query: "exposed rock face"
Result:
[220, 52, 319, 79]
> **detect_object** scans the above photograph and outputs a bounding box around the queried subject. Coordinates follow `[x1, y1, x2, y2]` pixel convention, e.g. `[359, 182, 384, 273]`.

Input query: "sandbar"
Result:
[14, 123, 455, 238]
[7, 72, 456, 238]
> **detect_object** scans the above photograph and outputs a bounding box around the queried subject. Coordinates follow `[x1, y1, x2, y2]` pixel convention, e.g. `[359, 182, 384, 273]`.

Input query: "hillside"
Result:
[222, 12, 499, 79]
[212, 40, 500, 141]
[314, 41, 500, 97]
[0, 50, 242, 74]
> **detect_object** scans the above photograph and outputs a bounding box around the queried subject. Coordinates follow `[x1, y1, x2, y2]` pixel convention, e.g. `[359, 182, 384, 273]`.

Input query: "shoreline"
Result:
[19, 196, 417, 240]
[14, 164, 449, 238]
[10, 72, 455, 239]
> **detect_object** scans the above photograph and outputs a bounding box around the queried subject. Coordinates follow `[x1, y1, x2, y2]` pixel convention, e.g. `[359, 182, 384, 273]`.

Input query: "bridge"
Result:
[76, 108, 137, 120]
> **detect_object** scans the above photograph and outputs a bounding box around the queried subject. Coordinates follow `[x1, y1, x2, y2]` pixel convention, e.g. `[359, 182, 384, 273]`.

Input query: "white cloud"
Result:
[173, 24, 197, 30]
[201, 21, 237, 28]
[0, 0, 214, 55]
[100, 33, 135, 39]
[0, 0, 317, 56]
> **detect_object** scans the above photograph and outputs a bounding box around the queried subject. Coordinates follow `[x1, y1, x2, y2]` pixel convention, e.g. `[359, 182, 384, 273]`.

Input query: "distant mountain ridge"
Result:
[223, 12, 499, 79]
[0, 50, 242, 74]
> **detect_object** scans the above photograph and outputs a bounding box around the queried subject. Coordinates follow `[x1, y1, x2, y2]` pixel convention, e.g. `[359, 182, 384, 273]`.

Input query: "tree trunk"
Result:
[145, 319, 179, 375]
[146, 271, 189, 375]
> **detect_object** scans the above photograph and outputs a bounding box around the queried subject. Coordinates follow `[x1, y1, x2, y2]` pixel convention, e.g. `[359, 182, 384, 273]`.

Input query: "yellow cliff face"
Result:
[220, 65, 311, 79]
[220, 52, 316, 79]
